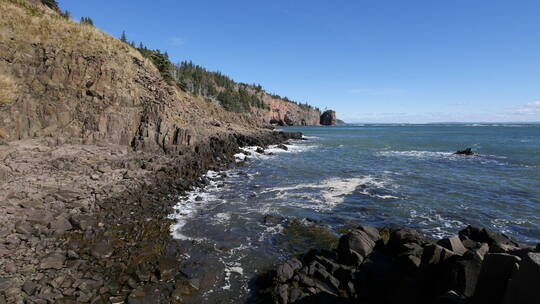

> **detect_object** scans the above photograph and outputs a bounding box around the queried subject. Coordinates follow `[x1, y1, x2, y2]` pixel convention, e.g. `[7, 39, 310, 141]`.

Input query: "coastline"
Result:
[0, 130, 302, 303]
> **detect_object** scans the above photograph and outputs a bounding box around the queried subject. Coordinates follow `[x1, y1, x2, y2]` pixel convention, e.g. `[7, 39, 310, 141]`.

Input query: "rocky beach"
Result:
[1, 1, 540, 303]
[0, 131, 303, 303]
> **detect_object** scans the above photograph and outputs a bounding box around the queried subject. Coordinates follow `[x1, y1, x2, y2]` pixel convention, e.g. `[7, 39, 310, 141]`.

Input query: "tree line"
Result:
[40, 0, 319, 114]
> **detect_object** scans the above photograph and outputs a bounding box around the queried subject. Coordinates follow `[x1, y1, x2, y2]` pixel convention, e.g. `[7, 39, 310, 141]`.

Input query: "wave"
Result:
[235, 143, 317, 162]
[169, 170, 227, 240]
[262, 176, 398, 211]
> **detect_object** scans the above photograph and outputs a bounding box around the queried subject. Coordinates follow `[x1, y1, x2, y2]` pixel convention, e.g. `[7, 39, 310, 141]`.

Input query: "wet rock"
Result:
[437, 236, 468, 256]
[454, 148, 474, 155]
[276, 144, 288, 151]
[502, 252, 540, 304]
[256, 147, 265, 154]
[474, 253, 521, 304]
[277, 259, 302, 283]
[338, 229, 376, 265]
[39, 252, 66, 269]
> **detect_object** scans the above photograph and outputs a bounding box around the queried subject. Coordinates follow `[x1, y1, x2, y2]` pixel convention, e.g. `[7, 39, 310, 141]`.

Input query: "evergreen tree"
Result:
[80, 17, 94, 26]
[60, 10, 71, 19]
[120, 31, 127, 43]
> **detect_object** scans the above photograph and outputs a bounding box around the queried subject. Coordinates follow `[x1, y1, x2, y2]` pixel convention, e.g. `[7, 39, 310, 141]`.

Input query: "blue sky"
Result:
[59, 0, 540, 123]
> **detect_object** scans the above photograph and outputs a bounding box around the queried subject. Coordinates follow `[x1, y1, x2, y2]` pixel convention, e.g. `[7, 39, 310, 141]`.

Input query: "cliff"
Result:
[251, 95, 321, 126]
[0, 0, 280, 151]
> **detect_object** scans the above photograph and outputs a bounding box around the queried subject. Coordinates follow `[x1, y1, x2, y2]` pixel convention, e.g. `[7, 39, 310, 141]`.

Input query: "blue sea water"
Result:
[170, 124, 540, 303]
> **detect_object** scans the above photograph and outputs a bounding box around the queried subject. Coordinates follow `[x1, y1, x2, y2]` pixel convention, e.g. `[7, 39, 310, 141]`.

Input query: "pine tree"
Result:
[120, 31, 127, 43]
[80, 17, 94, 26]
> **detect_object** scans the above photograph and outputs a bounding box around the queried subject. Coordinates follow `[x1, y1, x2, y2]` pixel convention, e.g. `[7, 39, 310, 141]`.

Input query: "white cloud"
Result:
[512, 101, 540, 115]
[169, 36, 185, 46]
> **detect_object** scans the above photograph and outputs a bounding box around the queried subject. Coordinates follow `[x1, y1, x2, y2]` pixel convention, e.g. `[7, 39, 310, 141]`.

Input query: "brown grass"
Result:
[0, 74, 17, 104]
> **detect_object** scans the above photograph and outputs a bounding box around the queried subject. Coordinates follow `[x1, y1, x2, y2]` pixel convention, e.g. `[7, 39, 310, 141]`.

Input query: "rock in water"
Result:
[454, 148, 474, 155]
[320, 110, 337, 125]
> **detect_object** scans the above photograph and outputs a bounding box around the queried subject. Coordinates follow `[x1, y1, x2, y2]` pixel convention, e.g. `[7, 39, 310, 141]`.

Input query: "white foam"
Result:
[169, 170, 228, 240]
[262, 176, 397, 211]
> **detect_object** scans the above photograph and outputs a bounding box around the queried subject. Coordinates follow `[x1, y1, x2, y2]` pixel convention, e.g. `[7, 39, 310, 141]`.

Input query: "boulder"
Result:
[502, 252, 540, 304]
[459, 226, 519, 248]
[447, 255, 483, 297]
[338, 230, 376, 265]
[474, 253, 521, 304]
[421, 244, 457, 266]
[276, 144, 288, 151]
[277, 259, 300, 283]
[437, 237, 467, 256]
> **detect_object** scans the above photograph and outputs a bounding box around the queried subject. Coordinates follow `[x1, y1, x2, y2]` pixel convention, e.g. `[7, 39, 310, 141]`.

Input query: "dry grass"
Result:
[0, 74, 17, 104]
[0, 0, 153, 71]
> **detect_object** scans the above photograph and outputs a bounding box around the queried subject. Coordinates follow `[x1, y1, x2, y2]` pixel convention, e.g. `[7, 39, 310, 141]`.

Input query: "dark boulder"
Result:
[437, 237, 467, 256]
[338, 230, 377, 265]
[474, 253, 521, 304]
[502, 252, 540, 304]
[276, 144, 288, 151]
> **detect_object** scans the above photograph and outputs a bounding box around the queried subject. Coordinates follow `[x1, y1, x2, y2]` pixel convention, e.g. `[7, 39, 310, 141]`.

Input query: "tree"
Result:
[60, 10, 71, 19]
[120, 31, 127, 43]
[80, 17, 94, 26]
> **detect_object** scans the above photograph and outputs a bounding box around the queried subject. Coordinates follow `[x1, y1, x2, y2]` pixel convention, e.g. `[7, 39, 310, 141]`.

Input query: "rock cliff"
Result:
[251, 95, 321, 126]
[320, 110, 337, 125]
[0, 0, 272, 151]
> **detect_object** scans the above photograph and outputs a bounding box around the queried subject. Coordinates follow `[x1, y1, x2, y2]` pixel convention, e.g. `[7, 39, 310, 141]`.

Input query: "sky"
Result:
[58, 0, 540, 123]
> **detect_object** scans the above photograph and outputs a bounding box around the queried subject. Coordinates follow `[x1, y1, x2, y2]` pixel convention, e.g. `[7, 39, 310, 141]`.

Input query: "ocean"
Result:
[168, 124, 540, 303]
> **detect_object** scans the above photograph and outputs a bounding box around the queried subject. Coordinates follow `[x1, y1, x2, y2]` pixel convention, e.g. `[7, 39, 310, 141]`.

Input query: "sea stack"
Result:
[320, 110, 337, 125]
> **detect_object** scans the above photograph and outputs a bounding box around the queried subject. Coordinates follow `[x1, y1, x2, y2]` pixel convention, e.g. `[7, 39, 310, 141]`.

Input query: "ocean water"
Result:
[169, 124, 540, 303]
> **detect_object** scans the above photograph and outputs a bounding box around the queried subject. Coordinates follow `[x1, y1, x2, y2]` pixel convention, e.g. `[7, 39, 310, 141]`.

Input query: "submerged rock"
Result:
[454, 148, 474, 155]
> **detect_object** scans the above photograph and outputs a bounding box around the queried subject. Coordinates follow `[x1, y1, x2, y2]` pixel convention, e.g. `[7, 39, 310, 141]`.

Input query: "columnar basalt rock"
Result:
[268, 226, 539, 304]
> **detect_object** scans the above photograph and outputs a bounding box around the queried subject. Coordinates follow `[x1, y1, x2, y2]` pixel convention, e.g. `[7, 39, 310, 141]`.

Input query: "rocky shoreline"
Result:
[0, 130, 302, 304]
[266, 224, 540, 304]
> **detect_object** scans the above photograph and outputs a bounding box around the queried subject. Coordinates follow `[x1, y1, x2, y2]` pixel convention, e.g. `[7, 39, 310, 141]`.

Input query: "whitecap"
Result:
[262, 176, 397, 211]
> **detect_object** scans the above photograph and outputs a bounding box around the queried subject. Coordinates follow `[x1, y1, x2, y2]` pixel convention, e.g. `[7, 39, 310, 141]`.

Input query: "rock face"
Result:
[268, 225, 539, 304]
[320, 110, 337, 125]
[251, 95, 321, 126]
